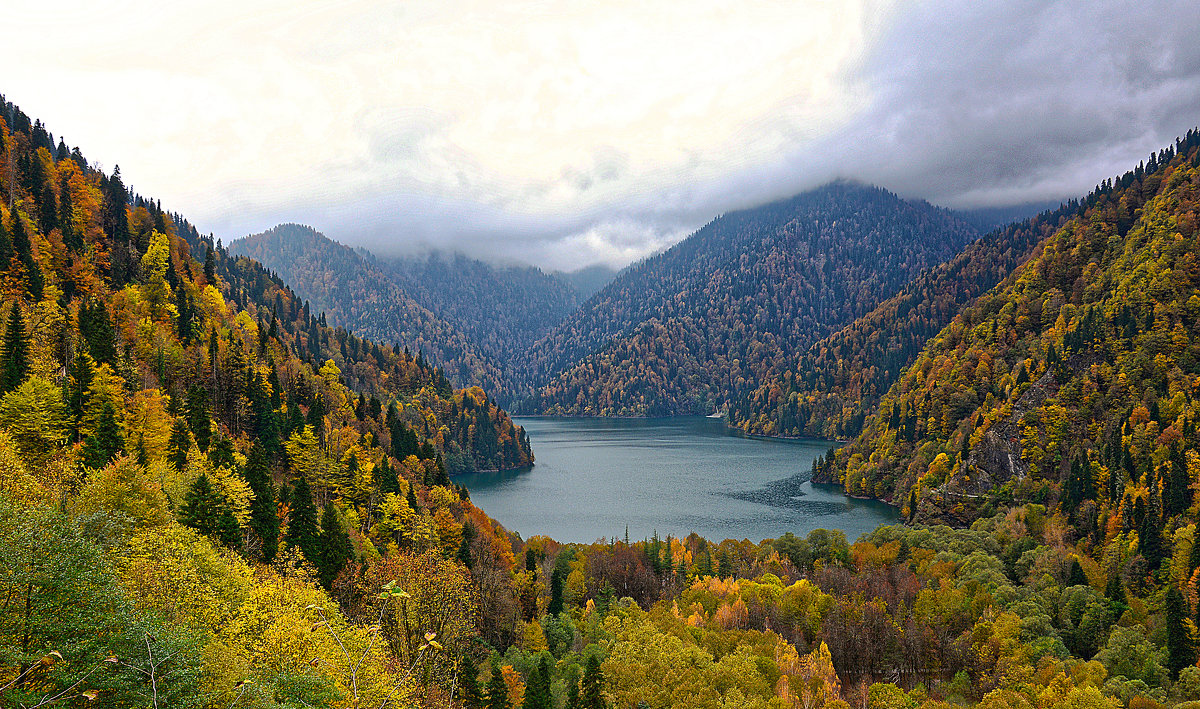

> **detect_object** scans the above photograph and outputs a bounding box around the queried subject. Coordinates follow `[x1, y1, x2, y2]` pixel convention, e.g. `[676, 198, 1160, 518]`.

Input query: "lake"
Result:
[457, 416, 899, 544]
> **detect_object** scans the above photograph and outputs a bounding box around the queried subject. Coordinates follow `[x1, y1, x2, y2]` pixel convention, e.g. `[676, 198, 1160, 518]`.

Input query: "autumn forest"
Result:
[3, 57, 1200, 709]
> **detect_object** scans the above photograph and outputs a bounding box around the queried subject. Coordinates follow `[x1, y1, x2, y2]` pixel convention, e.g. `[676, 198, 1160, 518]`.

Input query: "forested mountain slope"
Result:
[369, 250, 580, 392]
[521, 183, 981, 416]
[230, 223, 506, 395]
[823, 132, 1200, 536]
[0, 95, 535, 704]
[729, 202, 1080, 439]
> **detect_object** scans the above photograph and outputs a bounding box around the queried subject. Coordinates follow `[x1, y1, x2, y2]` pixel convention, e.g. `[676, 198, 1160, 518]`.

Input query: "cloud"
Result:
[6, 0, 1200, 269]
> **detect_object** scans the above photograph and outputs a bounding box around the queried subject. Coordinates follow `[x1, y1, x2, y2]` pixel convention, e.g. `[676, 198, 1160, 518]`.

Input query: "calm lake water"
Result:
[457, 416, 898, 544]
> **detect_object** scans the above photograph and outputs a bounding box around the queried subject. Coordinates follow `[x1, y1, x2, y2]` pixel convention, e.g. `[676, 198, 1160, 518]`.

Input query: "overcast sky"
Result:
[7, 0, 1200, 270]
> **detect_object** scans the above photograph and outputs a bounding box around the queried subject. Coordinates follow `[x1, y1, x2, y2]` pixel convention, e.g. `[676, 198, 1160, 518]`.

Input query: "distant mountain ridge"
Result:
[518, 182, 982, 416]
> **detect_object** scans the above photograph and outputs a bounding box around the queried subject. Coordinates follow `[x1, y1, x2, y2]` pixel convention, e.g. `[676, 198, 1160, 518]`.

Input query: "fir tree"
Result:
[285, 476, 320, 566]
[486, 657, 511, 709]
[1166, 586, 1195, 680]
[10, 214, 42, 300]
[522, 654, 553, 709]
[217, 505, 243, 551]
[0, 302, 28, 394]
[548, 564, 566, 616]
[81, 400, 124, 468]
[186, 384, 211, 451]
[167, 419, 191, 470]
[204, 244, 216, 282]
[316, 502, 353, 590]
[180, 473, 225, 537]
[78, 298, 116, 365]
[245, 442, 280, 562]
[1067, 557, 1089, 587]
[581, 653, 605, 709]
[459, 654, 484, 709]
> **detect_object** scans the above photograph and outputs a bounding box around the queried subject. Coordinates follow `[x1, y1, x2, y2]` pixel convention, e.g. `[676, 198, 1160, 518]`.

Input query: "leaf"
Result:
[81, 690, 100, 700]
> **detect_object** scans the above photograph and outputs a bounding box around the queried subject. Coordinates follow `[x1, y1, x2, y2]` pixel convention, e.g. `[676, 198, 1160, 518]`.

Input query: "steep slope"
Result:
[230, 223, 505, 394]
[552, 263, 619, 300]
[0, 96, 538, 705]
[521, 183, 981, 416]
[369, 250, 580, 393]
[730, 203, 1079, 439]
[824, 132, 1200, 534]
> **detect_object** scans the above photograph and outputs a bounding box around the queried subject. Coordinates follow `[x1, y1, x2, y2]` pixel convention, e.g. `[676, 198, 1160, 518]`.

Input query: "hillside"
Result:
[729, 202, 1079, 439]
[0, 95, 540, 706]
[521, 183, 981, 416]
[230, 224, 506, 395]
[552, 263, 619, 300]
[823, 132, 1200, 534]
[369, 250, 580, 392]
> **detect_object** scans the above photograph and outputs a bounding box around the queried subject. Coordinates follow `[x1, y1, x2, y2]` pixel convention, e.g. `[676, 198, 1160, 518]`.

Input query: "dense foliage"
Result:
[230, 224, 507, 396]
[825, 131, 1200, 537]
[519, 184, 980, 416]
[729, 202, 1080, 439]
[370, 250, 581, 395]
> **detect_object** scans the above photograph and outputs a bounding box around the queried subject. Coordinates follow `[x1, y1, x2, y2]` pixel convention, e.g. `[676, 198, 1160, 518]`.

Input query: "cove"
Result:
[457, 416, 898, 544]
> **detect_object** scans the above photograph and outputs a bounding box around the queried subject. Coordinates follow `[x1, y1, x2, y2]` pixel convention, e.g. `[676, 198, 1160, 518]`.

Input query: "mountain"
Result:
[822, 132, 1200, 533]
[0, 95, 538, 705]
[229, 224, 506, 394]
[368, 250, 580, 392]
[520, 183, 981, 416]
[553, 263, 619, 300]
[729, 201, 1078, 439]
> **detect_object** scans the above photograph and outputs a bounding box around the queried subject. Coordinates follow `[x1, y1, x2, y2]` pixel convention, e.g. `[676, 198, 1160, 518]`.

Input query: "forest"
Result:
[5, 91, 1200, 709]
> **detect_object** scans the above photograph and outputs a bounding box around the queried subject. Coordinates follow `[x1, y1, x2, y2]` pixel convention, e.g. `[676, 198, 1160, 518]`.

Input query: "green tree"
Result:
[244, 442, 279, 561]
[285, 475, 320, 565]
[486, 656, 511, 709]
[1166, 586, 1195, 680]
[0, 302, 28, 394]
[459, 654, 484, 709]
[77, 298, 116, 365]
[80, 400, 124, 469]
[522, 653, 553, 709]
[581, 653, 605, 709]
[316, 502, 352, 591]
[167, 419, 191, 470]
[179, 473, 226, 538]
[10, 212, 43, 300]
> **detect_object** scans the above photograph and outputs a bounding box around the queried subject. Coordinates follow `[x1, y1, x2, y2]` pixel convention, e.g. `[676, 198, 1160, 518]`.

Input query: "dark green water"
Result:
[457, 416, 898, 544]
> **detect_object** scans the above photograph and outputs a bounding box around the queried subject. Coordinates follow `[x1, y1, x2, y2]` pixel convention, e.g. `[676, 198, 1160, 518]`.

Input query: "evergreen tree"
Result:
[548, 563, 566, 616]
[245, 442, 280, 562]
[81, 400, 124, 468]
[285, 476, 320, 566]
[180, 473, 225, 537]
[203, 244, 216, 282]
[217, 505, 243, 551]
[459, 654, 484, 709]
[78, 298, 116, 365]
[565, 671, 581, 709]
[522, 654, 553, 709]
[1166, 586, 1195, 680]
[486, 657, 511, 709]
[167, 419, 191, 470]
[581, 653, 605, 709]
[1067, 557, 1089, 587]
[207, 434, 236, 469]
[186, 384, 211, 451]
[316, 502, 353, 590]
[0, 302, 28, 394]
[9, 214, 42, 300]
[458, 520, 476, 570]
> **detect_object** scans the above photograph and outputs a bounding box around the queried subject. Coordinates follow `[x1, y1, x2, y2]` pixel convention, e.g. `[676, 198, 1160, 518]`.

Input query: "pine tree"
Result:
[0, 302, 28, 394]
[180, 473, 224, 537]
[1166, 586, 1195, 680]
[81, 400, 124, 468]
[10, 214, 42, 300]
[203, 244, 216, 283]
[316, 502, 353, 590]
[285, 476, 320, 566]
[1066, 557, 1089, 587]
[78, 298, 116, 365]
[459, 654, 484, 709]
[217, 505, 243, 551]
[522, 654, 553, 709]
[486, 657, 511, 709]
[581, 653, 605, 709]
[245, 442, 280, 562]
[167, 419, 191, 470]
[186, 384, 211, 451]
[548, 564, 566, 616]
